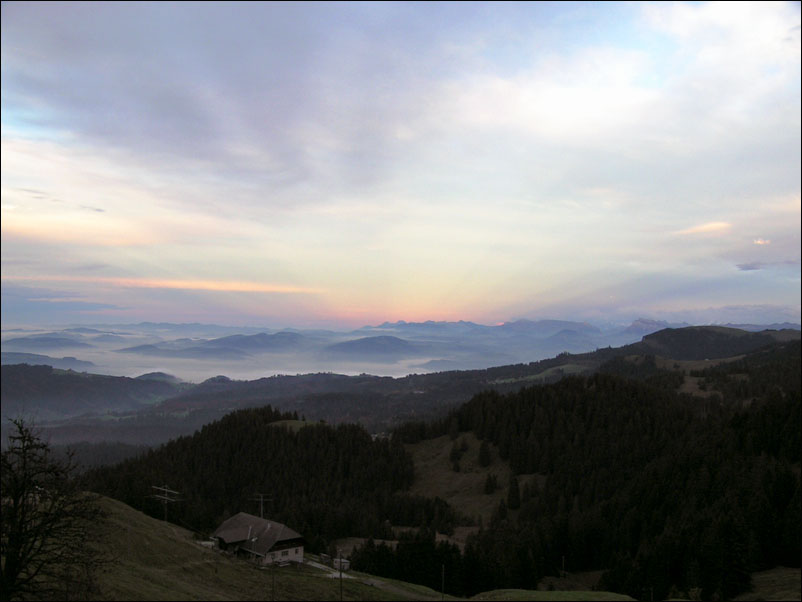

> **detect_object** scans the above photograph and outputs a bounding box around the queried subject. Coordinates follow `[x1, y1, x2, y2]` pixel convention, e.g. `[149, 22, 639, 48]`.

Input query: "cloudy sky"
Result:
[2, 1, 800, 329]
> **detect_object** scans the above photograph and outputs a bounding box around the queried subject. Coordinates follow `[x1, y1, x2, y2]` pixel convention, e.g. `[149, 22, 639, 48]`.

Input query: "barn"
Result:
[213, 512, 304, 565]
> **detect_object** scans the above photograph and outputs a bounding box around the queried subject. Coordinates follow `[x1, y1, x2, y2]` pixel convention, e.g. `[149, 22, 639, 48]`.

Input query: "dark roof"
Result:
[213, 512, 303, 557]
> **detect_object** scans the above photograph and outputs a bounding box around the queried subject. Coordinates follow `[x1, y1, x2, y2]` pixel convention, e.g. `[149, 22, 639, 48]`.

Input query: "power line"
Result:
[150, 484, 182, 522]
[250, 492, 273, 518]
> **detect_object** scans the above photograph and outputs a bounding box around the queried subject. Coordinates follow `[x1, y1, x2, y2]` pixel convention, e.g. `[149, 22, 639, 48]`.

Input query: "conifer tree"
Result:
[507, 475, 521, 510]
[479, 440, 491, 467]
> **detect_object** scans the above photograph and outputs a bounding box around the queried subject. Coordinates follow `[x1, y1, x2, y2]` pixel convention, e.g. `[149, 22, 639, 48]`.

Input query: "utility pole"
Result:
[250, 492, 273, 519]
[339, 548, 343, 602]
[441, 563, 445, 601]
[150, 484, 181, 521]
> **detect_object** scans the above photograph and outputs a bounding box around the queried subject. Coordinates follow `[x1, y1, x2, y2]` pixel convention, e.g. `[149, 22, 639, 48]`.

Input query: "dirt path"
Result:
[358, 576, 445, 600]
[304, 559, 355, 579]
[305, 558, 446, 600]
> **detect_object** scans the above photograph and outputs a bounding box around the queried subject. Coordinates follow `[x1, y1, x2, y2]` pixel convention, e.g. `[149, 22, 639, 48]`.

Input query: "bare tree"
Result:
[1, 419, 105, 600]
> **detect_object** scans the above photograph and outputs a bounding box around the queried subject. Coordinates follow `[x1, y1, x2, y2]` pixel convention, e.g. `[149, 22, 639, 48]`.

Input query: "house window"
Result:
[281, 550, 289, 556]
[295, 548, 299, 554]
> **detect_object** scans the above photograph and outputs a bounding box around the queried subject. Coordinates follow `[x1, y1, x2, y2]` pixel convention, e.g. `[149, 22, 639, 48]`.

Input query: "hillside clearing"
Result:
[734, 567, 801, 601]
[405, 432, 540, 526]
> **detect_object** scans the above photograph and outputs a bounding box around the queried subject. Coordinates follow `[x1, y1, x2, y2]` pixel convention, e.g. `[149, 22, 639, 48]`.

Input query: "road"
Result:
[304, 558, 446, 600]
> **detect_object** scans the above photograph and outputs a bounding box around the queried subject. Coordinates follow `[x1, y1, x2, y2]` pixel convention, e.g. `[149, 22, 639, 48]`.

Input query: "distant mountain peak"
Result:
[325, 335, 419, 358]
[632, 317, 670, 326]
[498, 319, 601, 336]
[135, 372, 182, 384]
[202, 375, 232, 384]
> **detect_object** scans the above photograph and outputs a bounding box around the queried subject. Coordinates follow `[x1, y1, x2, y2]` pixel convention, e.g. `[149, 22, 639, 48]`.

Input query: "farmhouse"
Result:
[213, 512, 304, 565]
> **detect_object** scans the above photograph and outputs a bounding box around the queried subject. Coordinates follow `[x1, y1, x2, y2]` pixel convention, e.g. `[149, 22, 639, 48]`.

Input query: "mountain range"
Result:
[3, 324, 799, 448]
[4, 318, 798, 382]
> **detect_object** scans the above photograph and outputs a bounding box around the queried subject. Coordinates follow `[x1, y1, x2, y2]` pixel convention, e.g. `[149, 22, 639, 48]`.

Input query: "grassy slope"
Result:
[733, 567, 802, 601]
[405, 432, 542, 526]
[268, 419, 310, 432]
[91, 496, 445, 601]
[87, 448, 799, 601]
[471, 591, 633, 601]
[488, 363, 592, 386]
[89, 495, 641, 601]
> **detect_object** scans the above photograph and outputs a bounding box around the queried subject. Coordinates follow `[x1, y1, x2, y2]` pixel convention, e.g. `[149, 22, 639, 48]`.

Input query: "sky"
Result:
[2, 1, 800, 330]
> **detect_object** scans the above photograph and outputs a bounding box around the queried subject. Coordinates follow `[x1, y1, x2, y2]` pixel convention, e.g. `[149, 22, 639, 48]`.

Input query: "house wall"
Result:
[263, 544, 304, 565]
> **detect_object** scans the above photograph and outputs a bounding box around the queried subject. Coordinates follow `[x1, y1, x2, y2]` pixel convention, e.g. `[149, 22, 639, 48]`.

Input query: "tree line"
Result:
[81, 406, 467, 552]
[356, 342, 801, 600]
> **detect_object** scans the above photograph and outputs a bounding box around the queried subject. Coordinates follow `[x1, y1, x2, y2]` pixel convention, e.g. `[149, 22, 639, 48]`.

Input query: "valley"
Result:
[3, 324, 798, 449]
[2, 325, 800, 600]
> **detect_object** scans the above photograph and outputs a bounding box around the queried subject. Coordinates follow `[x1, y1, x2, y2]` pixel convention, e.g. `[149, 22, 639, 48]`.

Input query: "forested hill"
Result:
[82, 406, 461, 552]
[0, 364, 186, 421]
[381, 340, 801, 600]
[7, 326, 799, 447]
[79, 341, 800, 599]
[157, 327, 799, 416]
[629, 325, 798, 360]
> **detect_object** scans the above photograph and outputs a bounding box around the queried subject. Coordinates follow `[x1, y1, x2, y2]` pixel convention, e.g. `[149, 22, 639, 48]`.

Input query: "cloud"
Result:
[0, 284, 124, 323]
[0, 2, 478, 201]
[1, 214, 162, 247]
[1, 284, 82, 301]
[675, 222, 733, 235]
[642, 1, 801, 84]
[1, 275, 323, 295]
[736, 259, 800, 272]
[1, 2, 798, 328]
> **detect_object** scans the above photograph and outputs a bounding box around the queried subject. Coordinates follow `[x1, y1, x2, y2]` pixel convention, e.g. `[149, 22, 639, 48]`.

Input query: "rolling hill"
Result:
[6, 326, 799, 447]
[0, 364, 186, 421]
[389, 339, 801, 601]
[115, 343, 252, 360]
[631, 325, 793, 360]
[88, 496, 448, 601]
[76, 335, 800, 600]
[2, 334, 94, 351]
[86, 495, 639, 601]
[1, 352, 96, 371]
[324, 335, 426, 359]
[201, 331, 306, 351]
[76, 337, 801, 599]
